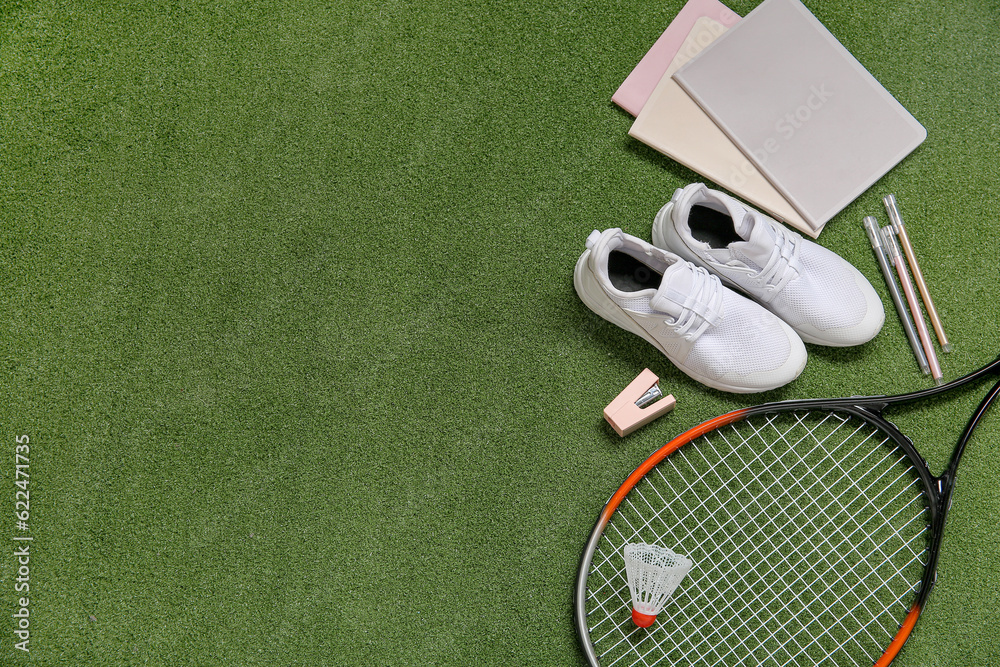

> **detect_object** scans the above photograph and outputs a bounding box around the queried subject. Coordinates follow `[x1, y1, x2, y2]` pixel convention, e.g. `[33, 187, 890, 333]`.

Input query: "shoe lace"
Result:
[663, 266, 723, 341]
[754, 220, 800, 301]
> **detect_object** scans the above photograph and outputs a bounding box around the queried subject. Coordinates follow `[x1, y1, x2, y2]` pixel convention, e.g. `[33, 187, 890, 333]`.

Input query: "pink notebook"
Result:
[612, 0, 740, 117]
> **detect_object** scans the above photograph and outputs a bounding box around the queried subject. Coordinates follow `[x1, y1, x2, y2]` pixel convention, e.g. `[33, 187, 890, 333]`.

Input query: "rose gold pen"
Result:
[883, 194, 951, 352]
[882, 225, 942, 385]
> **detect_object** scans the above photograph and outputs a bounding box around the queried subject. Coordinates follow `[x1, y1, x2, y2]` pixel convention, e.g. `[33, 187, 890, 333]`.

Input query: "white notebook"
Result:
[673, 0, 926, 233]
[629, 17, 812, 236]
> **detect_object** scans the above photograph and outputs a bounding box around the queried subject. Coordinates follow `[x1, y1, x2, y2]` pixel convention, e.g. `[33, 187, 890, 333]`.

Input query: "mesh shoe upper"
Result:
[654, 184, 884, 347]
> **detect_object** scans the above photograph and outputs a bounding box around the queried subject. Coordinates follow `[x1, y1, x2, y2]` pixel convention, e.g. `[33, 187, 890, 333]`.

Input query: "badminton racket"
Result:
[576, 355, 1000, 667]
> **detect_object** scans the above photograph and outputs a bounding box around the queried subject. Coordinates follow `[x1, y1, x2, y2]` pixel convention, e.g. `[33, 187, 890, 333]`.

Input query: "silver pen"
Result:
[863, 217, 929, 374]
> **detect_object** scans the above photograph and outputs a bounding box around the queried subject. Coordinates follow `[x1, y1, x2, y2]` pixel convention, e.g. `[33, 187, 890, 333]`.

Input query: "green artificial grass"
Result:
[2, 0, 1000, 664]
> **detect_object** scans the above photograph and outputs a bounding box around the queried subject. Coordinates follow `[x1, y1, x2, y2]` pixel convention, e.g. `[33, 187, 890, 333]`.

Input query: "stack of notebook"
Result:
[617, 0, 925, 237]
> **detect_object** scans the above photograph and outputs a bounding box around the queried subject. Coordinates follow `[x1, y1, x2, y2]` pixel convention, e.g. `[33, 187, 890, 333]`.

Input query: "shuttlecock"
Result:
[623, 542, 693, 627]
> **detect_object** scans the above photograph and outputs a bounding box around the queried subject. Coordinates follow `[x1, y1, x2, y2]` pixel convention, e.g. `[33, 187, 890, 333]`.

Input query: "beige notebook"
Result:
[629, 17, 812, 236]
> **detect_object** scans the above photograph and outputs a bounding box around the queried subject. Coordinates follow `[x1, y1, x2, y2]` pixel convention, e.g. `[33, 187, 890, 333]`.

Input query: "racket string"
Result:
[586, 410, 932, 667]
[657, 423, 914, 665]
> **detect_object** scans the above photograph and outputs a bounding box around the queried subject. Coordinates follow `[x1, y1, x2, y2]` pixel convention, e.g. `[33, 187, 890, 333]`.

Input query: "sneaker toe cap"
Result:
[792, 266, 885, 346]
[685, 297, 807, 393]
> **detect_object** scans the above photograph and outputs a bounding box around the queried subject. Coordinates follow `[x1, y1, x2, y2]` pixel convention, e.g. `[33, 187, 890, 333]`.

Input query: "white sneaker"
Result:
[573, 228, 806, 393]
[653, 183, 884, 347]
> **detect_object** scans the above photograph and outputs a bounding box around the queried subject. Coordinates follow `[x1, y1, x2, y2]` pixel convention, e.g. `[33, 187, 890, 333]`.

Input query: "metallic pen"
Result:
[863, 216, 929, 374]
[882, 225, 942, 385]
[883, 194, 951, 352]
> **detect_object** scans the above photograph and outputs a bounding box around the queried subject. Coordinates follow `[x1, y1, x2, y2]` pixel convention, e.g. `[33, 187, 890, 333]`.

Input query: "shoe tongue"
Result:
[649, 261, 696, 318]
[729, 213, 778, 270]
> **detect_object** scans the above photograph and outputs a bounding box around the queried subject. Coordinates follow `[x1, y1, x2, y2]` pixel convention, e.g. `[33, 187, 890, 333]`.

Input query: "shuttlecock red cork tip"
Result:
[631, 609, 657, 627]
